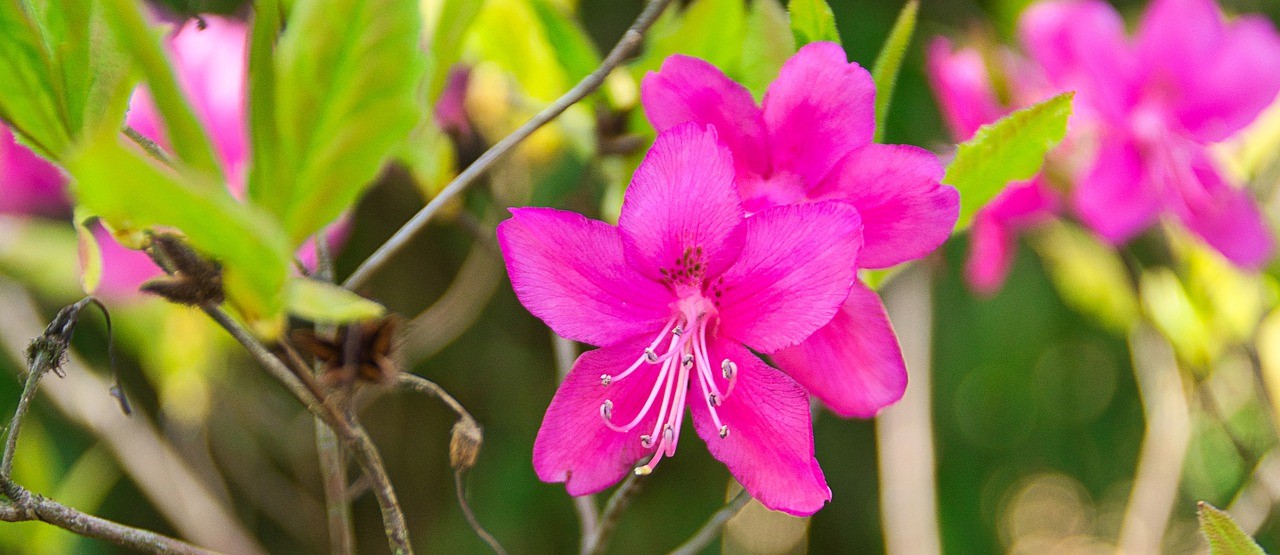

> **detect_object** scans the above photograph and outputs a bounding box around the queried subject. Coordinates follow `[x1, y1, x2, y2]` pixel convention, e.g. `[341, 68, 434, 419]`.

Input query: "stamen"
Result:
[681, 354, 694, 367]
[719, 426, 729, 439]
[599, 400, 613, 420]
[708, 393, 720, 406]
[723, 359, 739, 398]
[600, 374, 612, 386]
[640, 435, 653, 448]
[644, 348, 659, 363]
[601, 361, 672, 433]
[672, 326, 683, 336]
[721, 359, 734, 380]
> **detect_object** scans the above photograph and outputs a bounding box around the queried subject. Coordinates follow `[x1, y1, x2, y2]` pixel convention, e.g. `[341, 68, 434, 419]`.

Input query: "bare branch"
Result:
[581, 473, 644, 555]
[667, 489, 752, 555]
[342, 0, 675, 290]
[453, 470, 507, 555]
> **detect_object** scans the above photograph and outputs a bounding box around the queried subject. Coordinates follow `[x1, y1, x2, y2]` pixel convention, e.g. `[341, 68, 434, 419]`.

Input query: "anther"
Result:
[672, 327, 683, 336]
[721, 359, 736, 379]
[634, 466, 652, 476]
[718, 426, 729, 439]
[708, 393, 720, 406]
[600, 400, 613, 420]
[640, 434, 653, 448]
[645, 348, 658, 363]
[600, 374, 612, 386]
[682, 354, 694, 368]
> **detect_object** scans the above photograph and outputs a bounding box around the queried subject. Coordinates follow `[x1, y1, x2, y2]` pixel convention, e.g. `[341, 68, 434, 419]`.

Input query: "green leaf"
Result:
[788, 0, 840, 48]
[1199, 502, 1268, 555]
[267, 0, 427, 246]
[73, 208, 103, 294]
[246, 0, 282, 204]
[100, 0, 222, 176]
[738, 0, 794, 99]
[944, 92, 1073, 230]
[424, 0, 486, 103]
[0, 0, 73, 159]
[68, 133, 291, 334]
[871, 0, 917, 143]
[467, 0, 571, 101]
[530, 0, 601, 84]
[285, 278, 386, 324]
[638, 0, 747, 74]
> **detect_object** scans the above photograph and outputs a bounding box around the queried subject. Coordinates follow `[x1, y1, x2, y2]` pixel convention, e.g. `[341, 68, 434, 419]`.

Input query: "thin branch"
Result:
[342, 0, 674, 290]
[553, 333, 601, 543]
[582, 474, 644, 555]
[311, 232, 356, 555]
[666, 489, 752, 555]
[453, 470, 506, 555]
[123, 125, 175, 168]
[876, 264, 942, 555]
[1, 313, 217, 555]
[1117, 324, 1192, 555]
[396, 373, 476, 424]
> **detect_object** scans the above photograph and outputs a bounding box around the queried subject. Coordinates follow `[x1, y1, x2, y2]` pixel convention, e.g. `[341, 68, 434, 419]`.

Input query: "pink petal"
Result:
[533, 340, 661, 495]
[762, 41, 875, 189]
[641, 55, 770, 180]
[1136, 0, 1223, 73]
[965, 211, 1017, 296]
[96, 226, 163, 300]
[964, 179, 1058, 295]
[1072, 138, 1161, 244]
[925, 38, 1006, 141]
[127, 16, 249, 195]
[1018, 0, 1137, 122]
[716, 201, 863, 353]
[617, 123, 746, 282]
[497, 207, 672, 347]
[0, 126, 67, 216]
[691, 338, 830, 516]
[1180, 155, 1276, 269]
[811, 144, 958, 269]
[1166, 15, 1280, 142]
[771, 280, 907, 418]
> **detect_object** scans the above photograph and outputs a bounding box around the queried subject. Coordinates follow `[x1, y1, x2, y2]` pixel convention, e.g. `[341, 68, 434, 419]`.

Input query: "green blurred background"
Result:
[3, 0, 1280, 553]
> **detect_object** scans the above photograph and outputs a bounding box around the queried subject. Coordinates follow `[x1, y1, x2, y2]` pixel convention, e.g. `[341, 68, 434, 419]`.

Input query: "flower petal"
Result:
[762, 41, 875, 189]
[497, 207, 671, 347]
[716, 201, 863, 353]
[811, 144, 958, 269]
[1018, 0, 1137, 121]
[1165, 14, 1280, 142]
[1181, 156, 1276, 269]
[1072, 138, 1161, 244]
[533, 340, 661, 496]
[964, 179, 1058, 295]
[641, 55, 770, 179]
[691, 339, 830, 516]
[925, 38, 1007, 141]
[771, 280, 906, 418]
[617, 123, 746, 282]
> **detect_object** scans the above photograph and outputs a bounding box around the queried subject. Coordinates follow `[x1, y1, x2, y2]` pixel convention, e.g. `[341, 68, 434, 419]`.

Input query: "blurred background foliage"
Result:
[2, 0, 1280, 553]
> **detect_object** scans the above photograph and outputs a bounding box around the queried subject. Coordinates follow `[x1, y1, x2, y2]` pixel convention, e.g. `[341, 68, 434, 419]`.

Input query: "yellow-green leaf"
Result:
[1199, 502, 1267, 555]
[787, 0, 840, 47]
[73, 207, 103, 294]
[945, 92, 1073, 231]
[871, 0, 917, 143]
[285, 278, 386, 324]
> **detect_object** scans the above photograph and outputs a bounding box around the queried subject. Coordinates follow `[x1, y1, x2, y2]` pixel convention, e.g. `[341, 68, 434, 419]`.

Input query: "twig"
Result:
[395, 374, 502, 553]
[582, 473, 644, 555]
[342, 0, 674, 290]
[876, 264, 942, 555]
[123, 125, 175, 168]
[667, 489, 752, 555]
[0, 282, 265, 554]
[311, 232, 356, 555]
[201, 304, 412, 553]
[1117, 324, 1192, 554]
[0, 306, 218, 555]
[453, 470, 507, 555]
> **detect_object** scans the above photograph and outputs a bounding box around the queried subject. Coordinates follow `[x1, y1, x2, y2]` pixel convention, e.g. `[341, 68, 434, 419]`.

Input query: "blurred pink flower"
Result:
[501, 124, 864, 515]
[0, 125, 67, 217]
[642, 42, 959, 418]
[929, 0, 1280, 294]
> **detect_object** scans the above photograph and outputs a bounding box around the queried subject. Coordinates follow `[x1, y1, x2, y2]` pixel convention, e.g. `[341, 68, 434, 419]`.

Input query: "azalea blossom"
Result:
[929, 0, 1280, 294]
[641, 42, 959, 417]
[500, 124, 864, 515]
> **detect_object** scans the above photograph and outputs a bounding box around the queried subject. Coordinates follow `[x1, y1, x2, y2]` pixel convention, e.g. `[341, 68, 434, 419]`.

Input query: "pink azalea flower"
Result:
[0, 125, 68, 217]
[641, 42, 959, 417]
[930, 0, 1280, 291]
[500, 124, 865, 515]
[927, 39, 1062, 295]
